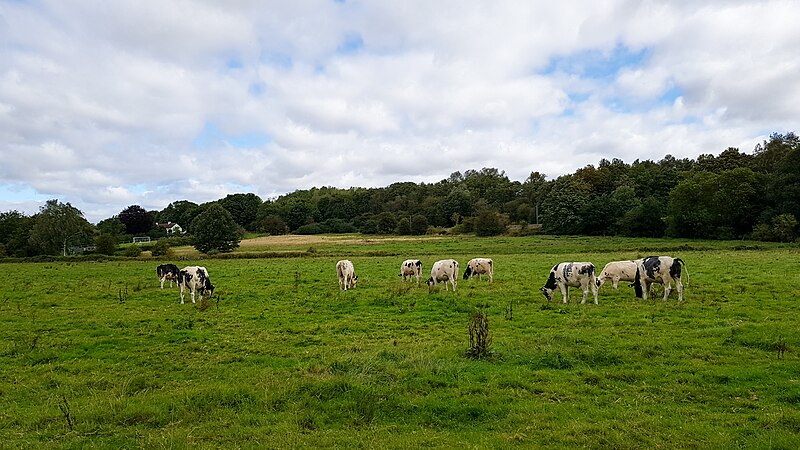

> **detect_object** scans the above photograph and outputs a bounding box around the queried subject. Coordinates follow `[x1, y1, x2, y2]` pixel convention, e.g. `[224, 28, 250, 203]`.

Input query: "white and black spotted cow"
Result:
[426, 259, 459, 292]
[632, 256, 688, 301]
[540, 262, 599, 304]
[156, 263, 180, 289]
[463, 258, 494, 283]
[178, 266, 214, 304]
[399, 259, 423, 284]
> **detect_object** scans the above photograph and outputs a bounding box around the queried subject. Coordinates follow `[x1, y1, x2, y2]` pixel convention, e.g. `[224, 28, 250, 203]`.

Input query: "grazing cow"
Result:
[399, 259, 423, 284]
[426, 259, 459, 291]
[632, 256, 688, 301]
[598, 260, 638, 289]
[463, 258, 494, 282]
[178, 266, 214, 304]
[540, 262, 599, 304]
[336, 260, 358, 290]
[156, 263, 180, 289]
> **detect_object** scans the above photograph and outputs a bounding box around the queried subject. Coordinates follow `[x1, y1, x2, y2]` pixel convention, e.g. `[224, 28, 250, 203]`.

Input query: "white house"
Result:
[156, 222, 183, 234]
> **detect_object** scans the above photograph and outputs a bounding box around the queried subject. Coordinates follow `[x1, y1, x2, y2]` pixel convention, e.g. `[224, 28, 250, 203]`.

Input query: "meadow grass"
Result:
[1, 235, 799, 448]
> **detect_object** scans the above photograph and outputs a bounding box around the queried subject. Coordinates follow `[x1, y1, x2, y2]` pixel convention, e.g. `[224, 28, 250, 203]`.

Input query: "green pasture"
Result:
[1, 235, 800, 448]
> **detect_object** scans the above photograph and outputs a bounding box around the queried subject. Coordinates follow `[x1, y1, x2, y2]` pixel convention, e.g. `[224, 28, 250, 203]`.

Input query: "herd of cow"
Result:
[156, 255, 688, 305]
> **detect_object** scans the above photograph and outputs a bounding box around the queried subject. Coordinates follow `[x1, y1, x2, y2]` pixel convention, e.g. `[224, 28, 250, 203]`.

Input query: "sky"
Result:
[1, 1, 798, 223]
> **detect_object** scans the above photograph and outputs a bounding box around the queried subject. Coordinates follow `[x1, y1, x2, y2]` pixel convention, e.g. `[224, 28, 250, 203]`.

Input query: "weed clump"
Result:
[466, 306, 492, 359]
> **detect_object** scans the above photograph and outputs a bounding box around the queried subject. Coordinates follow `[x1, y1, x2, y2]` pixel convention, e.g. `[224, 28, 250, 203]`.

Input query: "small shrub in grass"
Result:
[150, 239, 171, 257]
[466, 306, 492, 359]
[124, 245, 142, 257]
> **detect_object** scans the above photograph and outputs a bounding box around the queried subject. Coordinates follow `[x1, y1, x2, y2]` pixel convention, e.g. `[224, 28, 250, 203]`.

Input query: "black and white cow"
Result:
[632, 256, 688, 301]
[399, 259, 423, 284]
[540, 262, 599, 304]
[463, 258, 494, 282]
[178, 266, 214, 304]
[156, 263, 180, 289]
[426, 259, 459, 291]
[336, 260, 358, 290]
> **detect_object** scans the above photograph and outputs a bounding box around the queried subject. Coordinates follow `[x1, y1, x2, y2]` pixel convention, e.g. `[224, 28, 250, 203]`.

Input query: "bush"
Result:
[410, 214, 428, 235]
[293, 223, 325, 235]
[475, 210, 506, 236]
[150, 239, 171, 257]
[259, 215, 288, 235]
[124, 245, 142, 257]
[95, 234, 117, 255]
[752, 214, 798, 242]
[396, 218, 411, 235]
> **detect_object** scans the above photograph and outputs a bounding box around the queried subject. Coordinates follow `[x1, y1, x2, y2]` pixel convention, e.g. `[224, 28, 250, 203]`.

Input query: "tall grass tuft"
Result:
[466, 306, 492, 359]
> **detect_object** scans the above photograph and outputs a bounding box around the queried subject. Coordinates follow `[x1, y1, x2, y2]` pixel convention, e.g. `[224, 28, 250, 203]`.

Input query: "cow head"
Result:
[462, 266, 473, 280]
[426, 276, 434, 286]
[350, 275, 358, 289]
[540, 286, 554, 301]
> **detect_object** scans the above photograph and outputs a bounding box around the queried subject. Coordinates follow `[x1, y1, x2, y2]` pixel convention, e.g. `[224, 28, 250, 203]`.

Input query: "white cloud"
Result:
[0, 1, 799, 222]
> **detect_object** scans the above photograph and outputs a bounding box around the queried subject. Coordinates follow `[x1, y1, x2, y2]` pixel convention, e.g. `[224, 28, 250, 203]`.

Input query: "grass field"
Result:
[2, 235, 800, 448]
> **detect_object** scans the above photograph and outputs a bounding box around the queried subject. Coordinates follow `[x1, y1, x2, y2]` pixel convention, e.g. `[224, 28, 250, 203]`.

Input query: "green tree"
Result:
[96, 216, 126, 239]
[396, 217, 411, 235]
[219, 193, 262, 230]
[28, 199, 93, 256]
[410, 214, 428, 235]
[259, 215, 288, 235]
[541, 176, 590, 234]
[0, 211, 28, 247]
[474, 209, 506, 236]
[190, 203, 241, 253]
[157, 200, 200, 231]
[666, 172, 719, 238]
[95, 234, 118, 255]
[118, 205, 153, 235]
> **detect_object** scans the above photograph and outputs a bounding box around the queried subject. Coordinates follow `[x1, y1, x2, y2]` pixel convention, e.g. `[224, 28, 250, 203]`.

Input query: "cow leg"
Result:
[560, 285, 569, 304]
[662, 278, 672, 301]
[612, 277, 619, 289]
[591, 279, 599, 304]
[642, 281, 650, 300]
[191, 290, 196, 303]
[180, 286, 186, 304]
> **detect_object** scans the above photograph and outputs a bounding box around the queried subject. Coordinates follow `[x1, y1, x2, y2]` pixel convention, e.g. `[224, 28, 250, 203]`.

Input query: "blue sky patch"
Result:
[336, 33, 364, 54]
[260, 51, 292, 69]
[540, 44, 650, 79]
[193, 122, 271, 149]
[658, 85, 683, 105]
[0, 184, 42, 202]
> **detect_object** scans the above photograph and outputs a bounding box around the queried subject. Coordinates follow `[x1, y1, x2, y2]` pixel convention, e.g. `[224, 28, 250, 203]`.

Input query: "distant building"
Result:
[156, 222, 184, 234]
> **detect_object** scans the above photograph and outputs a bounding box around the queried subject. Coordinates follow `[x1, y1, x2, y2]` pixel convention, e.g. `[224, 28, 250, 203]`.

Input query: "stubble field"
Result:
[2, 235, 800, 448]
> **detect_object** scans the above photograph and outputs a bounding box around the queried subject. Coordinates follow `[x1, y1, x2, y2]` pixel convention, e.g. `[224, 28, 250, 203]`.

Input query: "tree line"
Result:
[1, 132, 797, 257]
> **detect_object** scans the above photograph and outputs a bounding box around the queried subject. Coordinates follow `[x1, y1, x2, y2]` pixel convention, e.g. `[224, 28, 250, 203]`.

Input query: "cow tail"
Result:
[676, 258, 689, 287]
[633, 268, 643, 298]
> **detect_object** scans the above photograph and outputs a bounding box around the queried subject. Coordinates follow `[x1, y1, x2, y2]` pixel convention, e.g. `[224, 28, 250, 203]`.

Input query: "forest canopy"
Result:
[1, 132, 798, 257]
